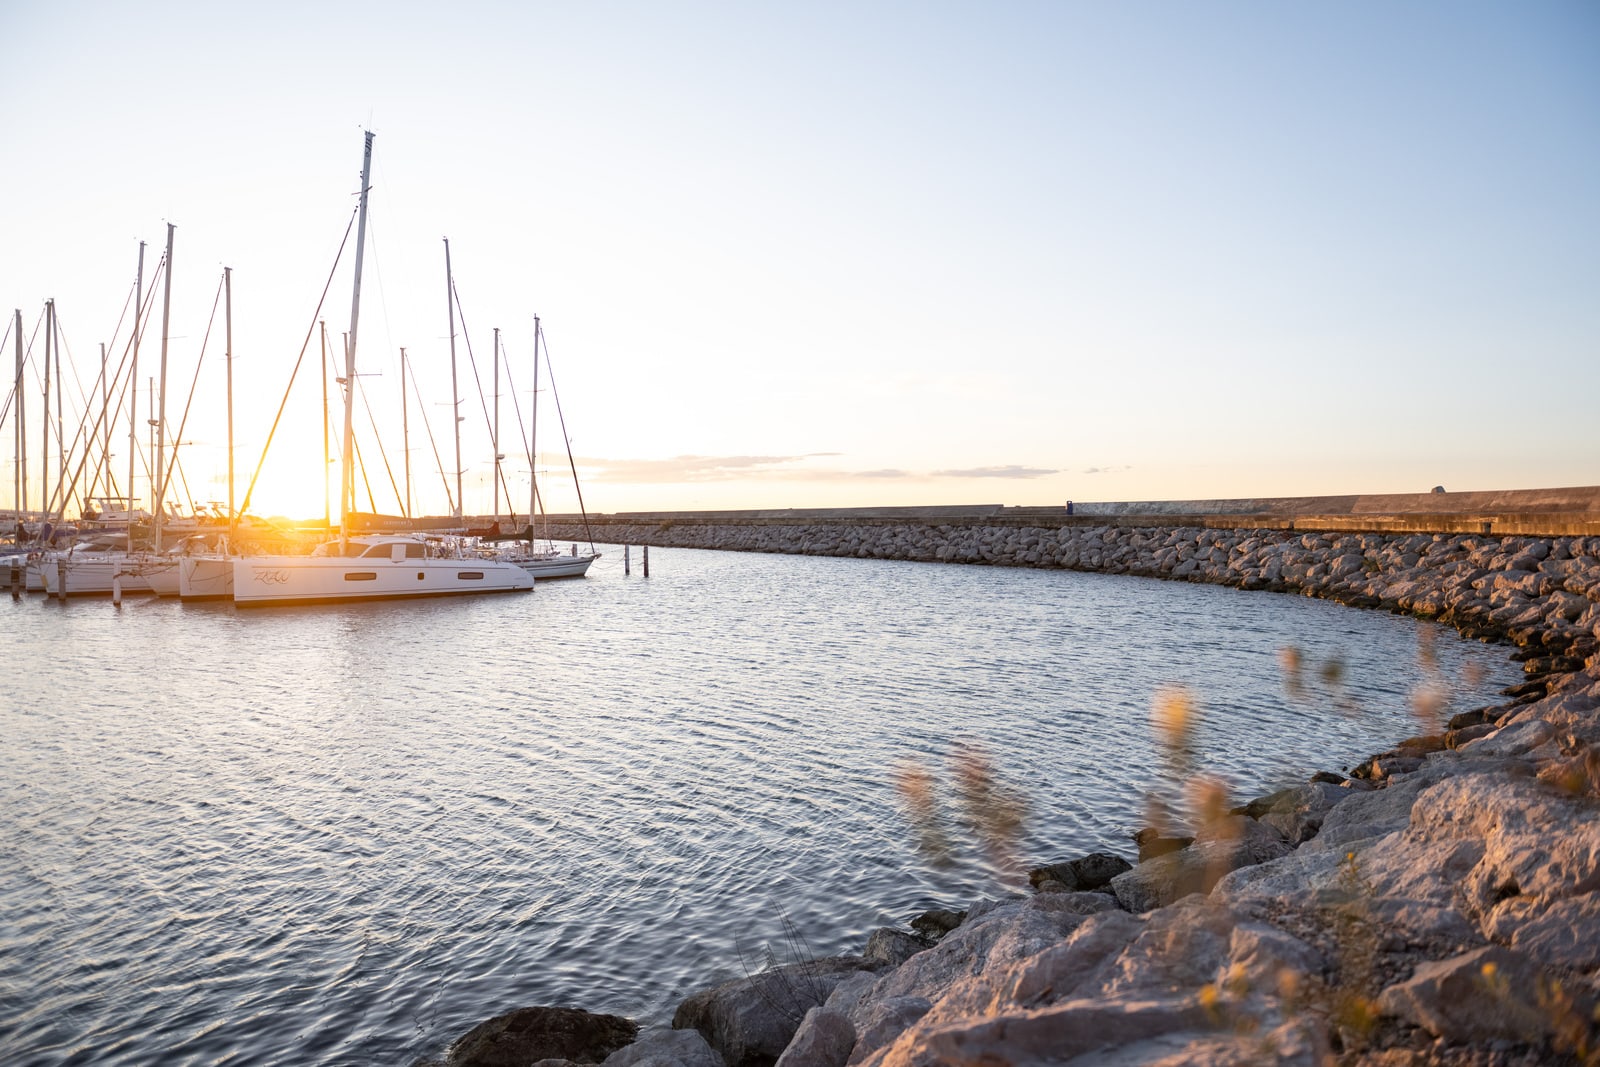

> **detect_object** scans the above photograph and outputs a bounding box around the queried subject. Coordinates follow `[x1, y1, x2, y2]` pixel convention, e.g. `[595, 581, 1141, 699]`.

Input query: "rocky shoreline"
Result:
[427, 524, 1600, 1066]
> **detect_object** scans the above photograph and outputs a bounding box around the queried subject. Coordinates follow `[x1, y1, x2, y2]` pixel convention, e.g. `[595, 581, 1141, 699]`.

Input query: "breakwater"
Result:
[542, 515, 1600, 652]
[433, 498, 1600, 1067]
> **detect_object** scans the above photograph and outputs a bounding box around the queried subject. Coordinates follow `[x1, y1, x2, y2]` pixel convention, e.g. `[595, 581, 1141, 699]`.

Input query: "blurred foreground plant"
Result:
[894, 740, 1028, 884]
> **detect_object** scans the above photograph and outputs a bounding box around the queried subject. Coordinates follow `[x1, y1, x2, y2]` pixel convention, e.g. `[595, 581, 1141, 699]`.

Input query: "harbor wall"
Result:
[537, 501, 1600, 655]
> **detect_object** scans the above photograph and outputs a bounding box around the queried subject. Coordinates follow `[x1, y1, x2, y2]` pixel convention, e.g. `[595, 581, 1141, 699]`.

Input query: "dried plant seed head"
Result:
[1417, 625, 1438, 672]
[1278, 646, 1304, 698]
[1410, 684, 1447, 731]
[1190, 776, 1233, 837]
[1152, 684, 1196, 751]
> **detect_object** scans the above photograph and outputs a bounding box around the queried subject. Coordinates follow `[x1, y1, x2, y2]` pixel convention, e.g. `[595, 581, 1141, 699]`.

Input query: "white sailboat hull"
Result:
[509, 552, 599, 579]
[139, 561, 181, 597]
[179, 555, 235, 600]
[3, 554, 43, 592]
[37, 554, 154, 596]
[232, 553, 534, 606]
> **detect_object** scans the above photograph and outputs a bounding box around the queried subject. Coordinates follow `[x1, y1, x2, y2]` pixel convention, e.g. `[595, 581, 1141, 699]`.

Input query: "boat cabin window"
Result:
[357, 542, 425, 559]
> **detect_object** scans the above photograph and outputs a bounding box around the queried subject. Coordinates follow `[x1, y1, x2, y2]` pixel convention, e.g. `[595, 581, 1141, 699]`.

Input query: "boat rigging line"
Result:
[237, 205, 359, 521]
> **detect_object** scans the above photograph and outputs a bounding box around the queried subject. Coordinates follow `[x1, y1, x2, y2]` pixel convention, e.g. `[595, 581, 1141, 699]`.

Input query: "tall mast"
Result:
[443, 237, 463, 522]
[12, 310, 22, 522]
[128, 241, 145, 518]
[41, 299, 51, 520]
[492, 326, 501, 524]
[53, 303, 63, 515]
[153, 222, 175, 550]
[320, 322, 330, 528]
[94, 343, 108, 507]
[224, 266, 234, 539]
[340, 130, 374, 542]
[400, 347, 411, 518]
[528, 314, 540, 547]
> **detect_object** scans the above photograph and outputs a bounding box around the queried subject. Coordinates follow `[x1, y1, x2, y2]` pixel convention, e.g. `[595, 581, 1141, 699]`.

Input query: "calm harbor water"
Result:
[1, 546, 1519, 1065]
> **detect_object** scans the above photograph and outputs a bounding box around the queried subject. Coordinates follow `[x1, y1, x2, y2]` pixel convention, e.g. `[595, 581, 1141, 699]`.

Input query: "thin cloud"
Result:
[582, 455, 808, 483]
[1080, 465, 1132, 475]
[580, 454, 895, 484]
[932, 465, 1057, 479]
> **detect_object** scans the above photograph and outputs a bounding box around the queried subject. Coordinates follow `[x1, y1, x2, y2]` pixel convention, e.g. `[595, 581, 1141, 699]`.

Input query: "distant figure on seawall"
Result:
[1065, 501, 1075, 515]
[1431, 486, 1447, 494]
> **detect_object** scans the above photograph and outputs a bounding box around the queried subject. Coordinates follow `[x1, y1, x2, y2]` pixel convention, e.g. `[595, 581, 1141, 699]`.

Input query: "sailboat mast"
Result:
[400, 347, 411, 519]
[340, 130, 374, 542]
[12, 310, 22, 522]
[128, 241, 145, 522]
[528, 314, 540, 547]
[320, 322, 330, 528]
[225, 266, 234, 539]
[492, 326, 501, 524]
[443, 238, 463, 523]
[54, 306, 63, 515]
[41, 299, 51, 521]
[154, 222, 175, 550]
[96, 343, 108, 507]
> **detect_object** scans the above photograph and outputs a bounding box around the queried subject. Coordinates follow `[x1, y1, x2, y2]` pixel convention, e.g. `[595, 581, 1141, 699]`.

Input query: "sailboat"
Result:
[231, 131, 533, 606]
[495, 315, 600, 579]
[38, 237, 173, 599]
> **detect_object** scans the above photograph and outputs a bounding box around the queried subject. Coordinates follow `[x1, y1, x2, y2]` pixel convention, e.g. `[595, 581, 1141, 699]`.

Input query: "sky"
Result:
[2, 1, 1597, 521]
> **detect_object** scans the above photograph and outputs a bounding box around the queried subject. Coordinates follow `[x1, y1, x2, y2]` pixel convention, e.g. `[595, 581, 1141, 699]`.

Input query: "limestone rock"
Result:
[1110, 821, 1290, 913]
[1376, 945, 1552, 1043]
[447, 1006, 639, 1067]
[672, 955, 884, 1067]
[861, 928, 932, 968]
[1028, 850, 1133, 892]
[907, 908, 963, 941]
[770, 1009, 852, 1067]
[1133, 828, 1194, 861]
[601, 1027, 724, 1067]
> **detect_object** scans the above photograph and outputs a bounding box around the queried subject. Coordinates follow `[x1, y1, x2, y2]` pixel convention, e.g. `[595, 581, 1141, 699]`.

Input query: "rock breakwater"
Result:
[429, 521, 1600, 1066]
[555, 520, 1600, 648]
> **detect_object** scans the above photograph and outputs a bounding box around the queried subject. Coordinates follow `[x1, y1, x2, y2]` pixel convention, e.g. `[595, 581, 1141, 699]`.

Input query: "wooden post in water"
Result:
[624, 544, 630, 575]
[643, 545, 649, 578]
[111, 572, 122, 607]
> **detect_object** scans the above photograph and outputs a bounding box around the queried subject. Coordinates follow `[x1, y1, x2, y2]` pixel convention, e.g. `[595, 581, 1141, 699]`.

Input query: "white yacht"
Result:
[232, 533, 532, 606]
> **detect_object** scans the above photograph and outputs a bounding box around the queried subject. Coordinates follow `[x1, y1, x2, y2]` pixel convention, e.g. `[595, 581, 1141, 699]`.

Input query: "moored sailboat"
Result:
[496, 315, 599, 579]
[230, 131, 533, 606]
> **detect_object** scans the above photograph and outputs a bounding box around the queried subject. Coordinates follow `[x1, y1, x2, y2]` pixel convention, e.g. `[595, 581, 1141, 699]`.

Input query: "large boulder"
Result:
[1110, 819, 1291, 912]
[601, 1027, 724, 1067]
[1027, 850, 1132, 891]
[1239, 782, 1347, 844]
[861, 928, 933, 968]
[1376, 945, 1555, 1043]
[446, 1006, 639, 1067]
[671, 955, 882, 1067]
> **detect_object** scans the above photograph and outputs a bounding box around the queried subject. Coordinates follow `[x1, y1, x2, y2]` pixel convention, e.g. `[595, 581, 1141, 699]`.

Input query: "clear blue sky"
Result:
[3, 1, 1596, 519]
